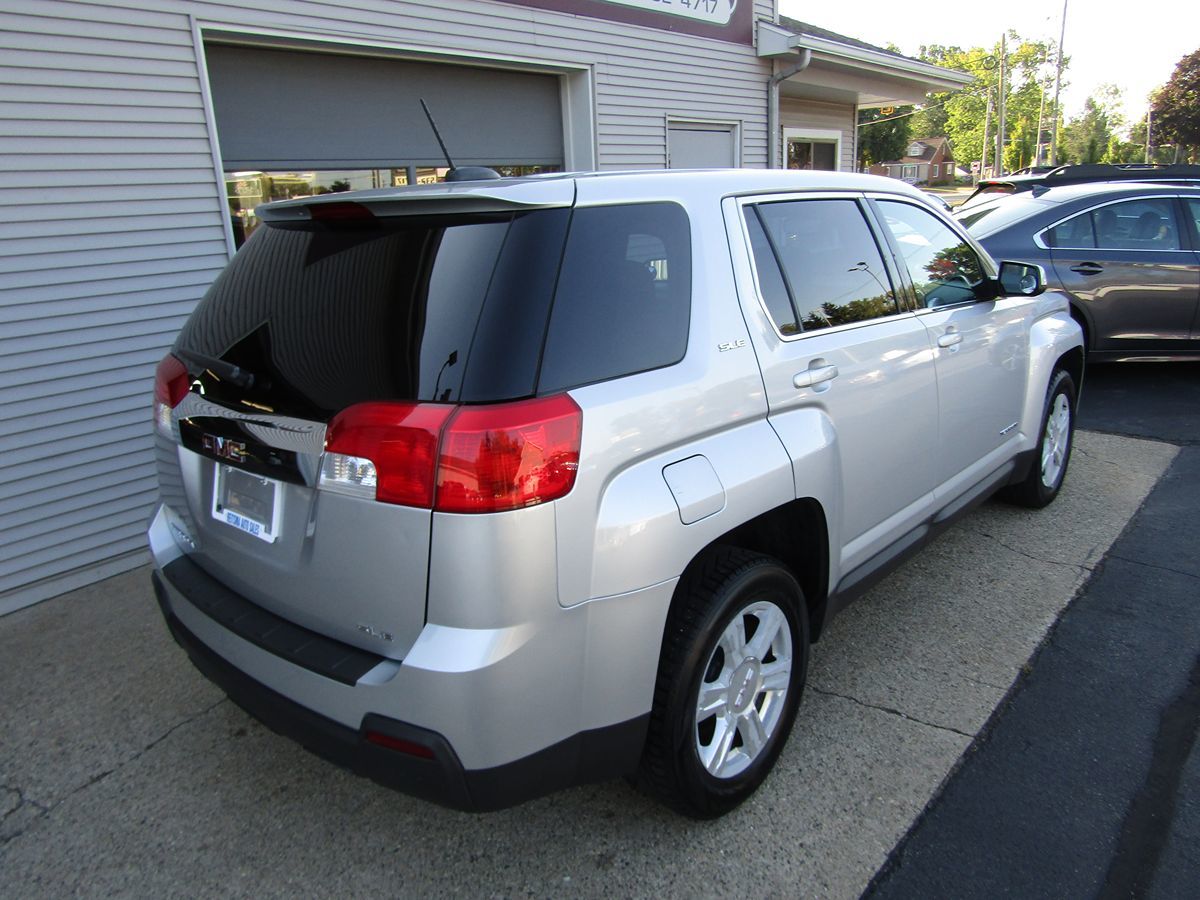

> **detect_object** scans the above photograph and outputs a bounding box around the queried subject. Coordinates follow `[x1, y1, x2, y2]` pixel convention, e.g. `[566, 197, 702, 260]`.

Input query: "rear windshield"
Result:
[958, 194, 1052, 240]
[176, 201, 691, 418]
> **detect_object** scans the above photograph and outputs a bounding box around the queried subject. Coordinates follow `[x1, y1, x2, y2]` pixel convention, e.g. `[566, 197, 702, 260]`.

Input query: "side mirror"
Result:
[997, 260, 1046, 297]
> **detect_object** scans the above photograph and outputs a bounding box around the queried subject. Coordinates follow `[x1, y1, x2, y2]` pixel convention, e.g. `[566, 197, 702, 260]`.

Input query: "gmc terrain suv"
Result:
[149, 170, 1083, 817]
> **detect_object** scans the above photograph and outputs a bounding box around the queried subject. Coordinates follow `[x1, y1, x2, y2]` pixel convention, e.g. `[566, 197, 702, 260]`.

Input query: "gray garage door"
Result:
[205, 43, 564, 170]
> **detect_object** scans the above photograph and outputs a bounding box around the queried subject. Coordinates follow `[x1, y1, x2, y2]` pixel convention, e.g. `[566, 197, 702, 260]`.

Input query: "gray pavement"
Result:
[0, 430, 1176, 898]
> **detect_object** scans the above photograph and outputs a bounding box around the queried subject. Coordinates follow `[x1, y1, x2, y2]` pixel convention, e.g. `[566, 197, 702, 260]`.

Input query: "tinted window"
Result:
[537, 203, 691, 392]
[751, 199, 899, 332]
[1188, 199, 1200, 238]
[1048, 198, 1182, 251]
[877, 200, 983, 307]
[745, 209, 799, 334]
[176, 208, 568, 417]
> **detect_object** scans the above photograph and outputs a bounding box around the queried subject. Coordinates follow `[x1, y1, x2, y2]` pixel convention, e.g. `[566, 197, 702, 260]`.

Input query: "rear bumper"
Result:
[152, 569, 649, 811]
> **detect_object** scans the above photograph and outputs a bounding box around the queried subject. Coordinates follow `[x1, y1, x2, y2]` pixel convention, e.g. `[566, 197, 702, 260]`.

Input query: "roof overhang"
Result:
[760, 21, 973, 108]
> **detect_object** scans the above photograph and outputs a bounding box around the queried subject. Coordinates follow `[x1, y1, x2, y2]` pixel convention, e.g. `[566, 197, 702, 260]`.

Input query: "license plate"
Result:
[211, 464, 281, 543]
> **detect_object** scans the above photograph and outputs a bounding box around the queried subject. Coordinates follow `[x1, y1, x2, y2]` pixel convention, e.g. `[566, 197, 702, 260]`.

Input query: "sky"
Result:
[779, 0, 1199, 126]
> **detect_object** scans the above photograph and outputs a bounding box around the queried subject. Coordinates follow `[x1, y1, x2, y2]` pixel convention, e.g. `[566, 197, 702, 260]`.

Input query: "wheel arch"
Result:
[676, 498, 832, 642]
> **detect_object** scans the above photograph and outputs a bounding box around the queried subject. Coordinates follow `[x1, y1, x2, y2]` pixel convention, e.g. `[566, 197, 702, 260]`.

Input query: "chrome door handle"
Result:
[937, 331, 962, 348]
[793, 364, 839, 388]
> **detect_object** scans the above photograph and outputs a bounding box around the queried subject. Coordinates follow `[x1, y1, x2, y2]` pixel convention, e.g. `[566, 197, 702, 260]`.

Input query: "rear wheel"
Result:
[636, 548, 809, 818]
[1004, 368, 1076, 508]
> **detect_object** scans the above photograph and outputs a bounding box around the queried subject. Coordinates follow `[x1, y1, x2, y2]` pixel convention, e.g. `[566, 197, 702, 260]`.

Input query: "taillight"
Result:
[319, 395, 582, 513]
[153, 353, 189, 436]
[155, 354, 190, 407]
[435, 395, 582, 514]
[322, 403, 454, 506]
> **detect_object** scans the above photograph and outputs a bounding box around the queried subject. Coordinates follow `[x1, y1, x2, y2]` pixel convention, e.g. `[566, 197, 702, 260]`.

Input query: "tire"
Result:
[1003, 368, 1076, 508]
[636, 548, 809, 818]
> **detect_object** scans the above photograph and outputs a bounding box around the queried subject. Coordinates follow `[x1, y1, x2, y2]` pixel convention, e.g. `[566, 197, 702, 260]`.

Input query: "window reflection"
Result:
[750, 199, 899, 333]
[877, 200, 983, 307]
[225, 165, 560, 247]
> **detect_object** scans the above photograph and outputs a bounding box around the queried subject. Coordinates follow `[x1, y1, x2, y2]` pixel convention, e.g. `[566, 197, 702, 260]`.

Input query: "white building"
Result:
[0, 0, 969, 614]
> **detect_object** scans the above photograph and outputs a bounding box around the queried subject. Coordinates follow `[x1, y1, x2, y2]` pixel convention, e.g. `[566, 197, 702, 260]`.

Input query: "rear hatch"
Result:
[155, 181, 574, 658]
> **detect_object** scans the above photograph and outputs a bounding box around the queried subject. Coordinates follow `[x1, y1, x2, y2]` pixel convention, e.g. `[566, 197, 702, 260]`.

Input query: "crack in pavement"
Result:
[0, 697, 226, 849]
[809, 686, 974, 739]
[1106, 553, 1200, 583]
[966, 528, 1091, 574]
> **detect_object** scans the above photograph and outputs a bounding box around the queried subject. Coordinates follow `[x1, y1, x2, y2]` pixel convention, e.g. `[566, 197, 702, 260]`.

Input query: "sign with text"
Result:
[492, 0, 752, 44]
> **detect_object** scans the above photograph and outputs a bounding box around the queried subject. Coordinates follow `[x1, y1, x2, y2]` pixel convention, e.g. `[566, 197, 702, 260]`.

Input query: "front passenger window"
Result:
[877, 200, 984, 307]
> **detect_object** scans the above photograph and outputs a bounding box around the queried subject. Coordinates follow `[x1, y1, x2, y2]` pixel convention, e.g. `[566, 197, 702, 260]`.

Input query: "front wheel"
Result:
[636, 548, 809, 818]
[1004, 368, 1076, 508]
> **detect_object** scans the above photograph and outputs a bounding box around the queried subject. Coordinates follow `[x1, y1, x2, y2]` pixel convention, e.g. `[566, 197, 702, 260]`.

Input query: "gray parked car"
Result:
[960, 181, 1200, 360]
[150, 169, 1083, 817]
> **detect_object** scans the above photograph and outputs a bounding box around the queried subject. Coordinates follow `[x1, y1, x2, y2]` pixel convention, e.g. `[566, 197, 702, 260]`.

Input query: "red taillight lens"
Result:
[324, 402, 454, 507]
[435, 395, 582, 514]
[154, 354, 190, 408]
[321, 395, 582, 512]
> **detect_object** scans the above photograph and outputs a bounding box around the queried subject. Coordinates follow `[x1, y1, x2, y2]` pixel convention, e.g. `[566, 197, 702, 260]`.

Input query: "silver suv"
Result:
[149, 170, 1083, 817]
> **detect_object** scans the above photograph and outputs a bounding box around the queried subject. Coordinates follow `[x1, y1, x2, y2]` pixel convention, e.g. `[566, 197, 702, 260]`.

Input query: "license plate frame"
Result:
[211, 464, 282, 543]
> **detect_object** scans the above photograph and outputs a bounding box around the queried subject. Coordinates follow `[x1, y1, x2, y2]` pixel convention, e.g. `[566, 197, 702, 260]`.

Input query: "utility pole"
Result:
[996, 34, 1007, 177]
[1049, 0, 1069, 165]
[1035, 45, 1049, 167]
[980, 88, 992, 181]
[1145, 105, 1152, 164]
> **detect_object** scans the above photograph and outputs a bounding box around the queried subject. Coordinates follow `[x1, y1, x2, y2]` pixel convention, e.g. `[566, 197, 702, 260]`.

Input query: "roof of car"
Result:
[959, 179, 1200, 240]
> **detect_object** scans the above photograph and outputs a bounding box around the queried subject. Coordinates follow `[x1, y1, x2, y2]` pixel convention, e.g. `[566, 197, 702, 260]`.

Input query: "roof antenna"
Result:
[419, 98, 501, 183]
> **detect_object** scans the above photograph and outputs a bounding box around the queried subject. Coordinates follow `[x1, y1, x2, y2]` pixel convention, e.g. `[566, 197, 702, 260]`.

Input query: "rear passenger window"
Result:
[1047, 198, 1181, 251]
[748, 199, 899, 333]
[538, 203, 691, 392]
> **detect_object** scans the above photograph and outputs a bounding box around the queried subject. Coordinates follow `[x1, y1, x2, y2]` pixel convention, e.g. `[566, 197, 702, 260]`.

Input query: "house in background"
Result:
[869, 136, 956, 185]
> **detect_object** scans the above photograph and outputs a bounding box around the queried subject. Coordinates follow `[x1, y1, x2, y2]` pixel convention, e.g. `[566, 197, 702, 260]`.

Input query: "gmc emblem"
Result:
[202, 434, 249, 463]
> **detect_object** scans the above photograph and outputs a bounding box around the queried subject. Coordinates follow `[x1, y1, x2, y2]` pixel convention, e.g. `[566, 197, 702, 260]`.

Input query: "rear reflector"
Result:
[321, 395, 582, 513]
[365, 730, 436, 760]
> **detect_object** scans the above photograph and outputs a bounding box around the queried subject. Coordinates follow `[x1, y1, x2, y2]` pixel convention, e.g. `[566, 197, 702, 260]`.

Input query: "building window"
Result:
[787, 140, 837, 171]
[782, 127, 842, 172]
[932, 164, 939, 177]
[902, 165, 917, 180]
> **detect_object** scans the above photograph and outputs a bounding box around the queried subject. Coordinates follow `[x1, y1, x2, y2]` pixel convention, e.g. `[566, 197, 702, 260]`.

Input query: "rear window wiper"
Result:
[175, 348, 258, 390]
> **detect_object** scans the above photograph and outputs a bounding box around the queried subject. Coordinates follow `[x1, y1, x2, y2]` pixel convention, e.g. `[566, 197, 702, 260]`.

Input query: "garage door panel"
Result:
[206, 43, 564, 169]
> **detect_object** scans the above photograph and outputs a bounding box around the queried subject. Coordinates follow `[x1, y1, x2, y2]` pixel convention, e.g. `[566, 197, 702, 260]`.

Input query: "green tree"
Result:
[915, 35, 1062, 174]
[1060, 97, 1114, 164]
[857, 106, 913, 168]
[1150, 49, 1200, 162]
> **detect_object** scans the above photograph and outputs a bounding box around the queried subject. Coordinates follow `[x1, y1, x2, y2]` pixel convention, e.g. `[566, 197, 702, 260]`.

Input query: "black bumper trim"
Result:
[159, 555, 384, 686]
[152, 571, 649, 811]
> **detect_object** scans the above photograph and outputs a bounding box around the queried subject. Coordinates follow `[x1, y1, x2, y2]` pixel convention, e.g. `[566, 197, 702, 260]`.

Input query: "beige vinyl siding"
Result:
[0, 0, 774, 612]
[779, 97, 856, 172]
